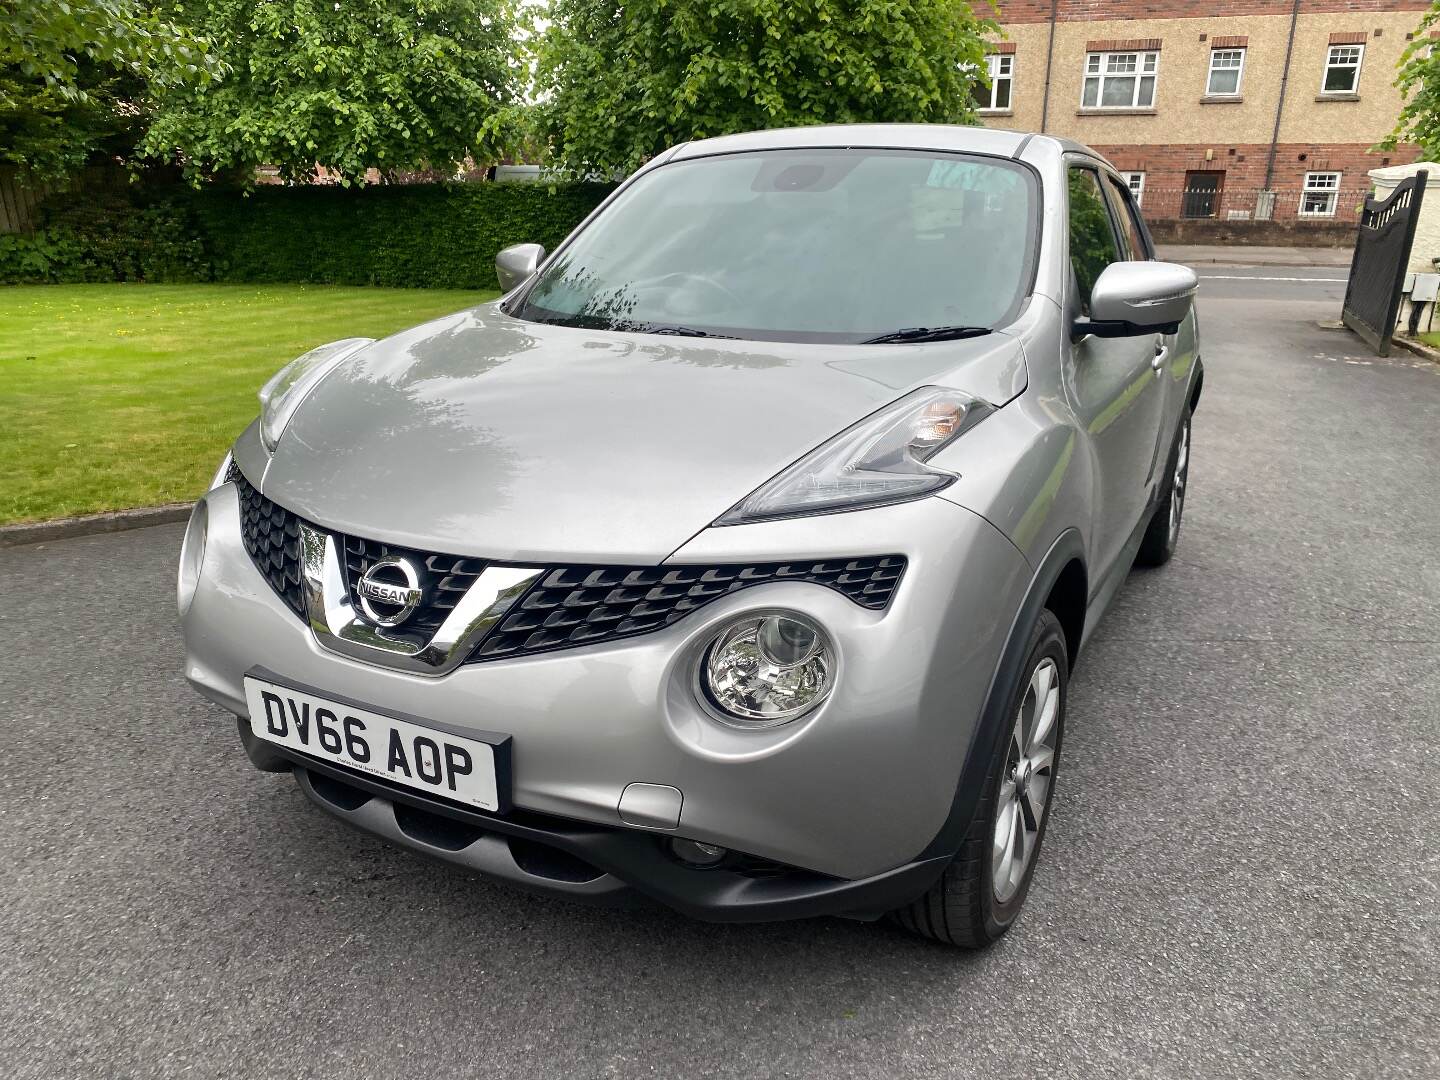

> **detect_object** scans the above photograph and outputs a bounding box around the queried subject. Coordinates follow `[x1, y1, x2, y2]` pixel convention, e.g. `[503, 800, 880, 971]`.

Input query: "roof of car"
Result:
[666, 124, 1097, 163]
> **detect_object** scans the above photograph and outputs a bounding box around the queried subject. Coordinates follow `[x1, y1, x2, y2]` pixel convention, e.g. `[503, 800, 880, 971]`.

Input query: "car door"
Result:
[1100, 168, 1180, 487]
[1064, 163, 1169, 580]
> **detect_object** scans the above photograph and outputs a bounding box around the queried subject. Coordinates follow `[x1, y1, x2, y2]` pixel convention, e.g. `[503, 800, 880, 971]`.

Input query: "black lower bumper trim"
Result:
[239, 719, 947, 923]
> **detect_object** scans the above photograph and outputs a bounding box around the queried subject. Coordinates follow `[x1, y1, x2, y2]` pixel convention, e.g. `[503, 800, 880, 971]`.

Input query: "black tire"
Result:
[1135, 412, 1191, 567]
[888, 610, 1068, 948]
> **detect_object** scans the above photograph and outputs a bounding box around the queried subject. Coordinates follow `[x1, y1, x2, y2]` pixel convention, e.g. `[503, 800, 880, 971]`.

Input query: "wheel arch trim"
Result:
[915, 527, 1086, 863]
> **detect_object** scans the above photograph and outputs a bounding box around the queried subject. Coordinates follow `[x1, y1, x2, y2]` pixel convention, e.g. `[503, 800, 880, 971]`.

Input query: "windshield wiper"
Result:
[646, 324, 736, 338]
[860, 325, 993, 345]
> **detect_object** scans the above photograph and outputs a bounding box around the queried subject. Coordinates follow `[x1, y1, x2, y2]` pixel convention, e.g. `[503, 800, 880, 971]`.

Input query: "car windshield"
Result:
[511, 149, 1037, 344]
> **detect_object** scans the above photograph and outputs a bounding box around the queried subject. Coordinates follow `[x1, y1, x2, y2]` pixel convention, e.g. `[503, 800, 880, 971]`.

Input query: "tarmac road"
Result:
[2, 271, 1438, 1079]
[1193, 264, 1350, 304]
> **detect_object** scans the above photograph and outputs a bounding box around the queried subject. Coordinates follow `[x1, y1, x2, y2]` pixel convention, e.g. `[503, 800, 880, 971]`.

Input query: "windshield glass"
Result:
[511, 149, 1037, 344]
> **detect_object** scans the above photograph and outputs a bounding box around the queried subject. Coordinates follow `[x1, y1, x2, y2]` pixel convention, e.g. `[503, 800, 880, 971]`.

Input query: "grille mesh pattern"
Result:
[234, 468, 307, 620]
[473, 557, 906, 661]
[228, 467, 905, 662]
[342, 536, 488, 641]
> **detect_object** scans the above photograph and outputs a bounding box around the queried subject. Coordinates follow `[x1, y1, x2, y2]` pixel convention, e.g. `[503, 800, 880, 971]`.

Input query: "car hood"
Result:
[262, 304, 1027, 562]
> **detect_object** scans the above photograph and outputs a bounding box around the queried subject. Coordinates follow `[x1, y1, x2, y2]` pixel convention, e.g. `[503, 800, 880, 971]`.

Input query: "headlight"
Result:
[258, 338, 374, 452]
[716, 386, 993, 524]
[697, 612, 835, 727]
[177, 499, 208, 617]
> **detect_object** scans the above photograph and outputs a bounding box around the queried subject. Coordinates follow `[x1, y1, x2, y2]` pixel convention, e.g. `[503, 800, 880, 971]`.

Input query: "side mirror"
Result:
[495, 242, 545, 293]
[1076, 261, 1197, 339]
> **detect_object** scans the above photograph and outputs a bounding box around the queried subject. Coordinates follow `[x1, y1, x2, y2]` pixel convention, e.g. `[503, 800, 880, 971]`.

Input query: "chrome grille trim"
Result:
[230, 467, 907, 666]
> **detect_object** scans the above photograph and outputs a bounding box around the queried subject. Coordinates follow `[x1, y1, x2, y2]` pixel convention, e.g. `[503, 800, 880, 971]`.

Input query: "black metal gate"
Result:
[1342, 171, 1427, 356]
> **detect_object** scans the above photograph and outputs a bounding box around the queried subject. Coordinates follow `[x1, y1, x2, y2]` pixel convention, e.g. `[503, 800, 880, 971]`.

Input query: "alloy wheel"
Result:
[992, 657, 1060, 904]
[1168, 420, 1190, 542]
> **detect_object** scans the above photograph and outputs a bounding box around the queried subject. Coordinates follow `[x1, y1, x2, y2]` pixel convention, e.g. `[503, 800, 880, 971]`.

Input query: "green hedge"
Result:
[193, 183, 614, 288]
[0, 193, 212, 284]
[0, 182, 615, 289]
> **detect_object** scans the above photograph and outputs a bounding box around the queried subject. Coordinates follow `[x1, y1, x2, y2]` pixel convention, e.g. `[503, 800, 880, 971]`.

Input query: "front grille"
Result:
[472, 557, 906, 661]
[341, 535, 488, 644]
[234, 468, 307, 620]
[228, 466, 905, 662]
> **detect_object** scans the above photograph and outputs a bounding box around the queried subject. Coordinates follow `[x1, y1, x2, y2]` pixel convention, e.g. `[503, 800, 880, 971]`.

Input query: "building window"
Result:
[1207, 48, 1245, 96]
[974, 54, 1014, 111]
[1082, 51, 1159, 109]
[1123, 171, 1146, 207]
[1322, 45, 1363, 94]
[1301, 172, 1341, 217]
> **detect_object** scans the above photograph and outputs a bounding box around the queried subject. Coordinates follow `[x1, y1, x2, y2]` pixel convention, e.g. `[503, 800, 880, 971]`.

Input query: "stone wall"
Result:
[1148, 217, 1355, 245]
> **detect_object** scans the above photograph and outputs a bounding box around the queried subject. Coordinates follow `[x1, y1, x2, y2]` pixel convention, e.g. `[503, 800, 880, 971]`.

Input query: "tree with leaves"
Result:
[141, 0, 526, 185]
[532, 0, 997, 176]
[1383, 4, 1440, 161]
[1, 0, 222, 179]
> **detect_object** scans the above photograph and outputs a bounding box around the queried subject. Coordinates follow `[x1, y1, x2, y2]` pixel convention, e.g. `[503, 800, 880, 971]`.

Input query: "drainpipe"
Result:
[1264, 0, 1303, 196]
[1040, 0, 1060, 133]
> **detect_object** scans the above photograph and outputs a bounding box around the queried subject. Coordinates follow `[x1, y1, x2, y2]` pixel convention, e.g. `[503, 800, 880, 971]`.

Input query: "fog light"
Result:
[698, 612, 834, 727]
[177, 499, 208, 617]
[670, 838, 728, 867]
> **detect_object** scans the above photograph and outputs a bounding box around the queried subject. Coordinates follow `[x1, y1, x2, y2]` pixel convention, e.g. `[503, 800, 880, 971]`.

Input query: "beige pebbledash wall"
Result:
[978, 11, 1424, 148]
[1277, 16, 1417, 143]
[980, 22, 1052, 133]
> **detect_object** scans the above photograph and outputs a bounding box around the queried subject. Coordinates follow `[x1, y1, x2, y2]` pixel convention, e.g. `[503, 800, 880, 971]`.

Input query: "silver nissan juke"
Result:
[179, 125, 1201, 947]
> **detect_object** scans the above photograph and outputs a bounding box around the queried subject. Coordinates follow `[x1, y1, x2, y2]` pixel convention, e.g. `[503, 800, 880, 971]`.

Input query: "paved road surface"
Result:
[1194, 264, 1349, 304]
[1156, 243, 1351, 269]
[3, 273, 1438, 1079]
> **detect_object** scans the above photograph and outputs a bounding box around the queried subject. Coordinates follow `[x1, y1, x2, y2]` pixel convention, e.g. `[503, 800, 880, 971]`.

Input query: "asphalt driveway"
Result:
[2, 272, 1437, 1079]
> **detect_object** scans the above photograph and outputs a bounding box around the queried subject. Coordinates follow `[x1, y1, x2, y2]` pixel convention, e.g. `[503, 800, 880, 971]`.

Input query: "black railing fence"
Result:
[1137, 186, 1374, 223]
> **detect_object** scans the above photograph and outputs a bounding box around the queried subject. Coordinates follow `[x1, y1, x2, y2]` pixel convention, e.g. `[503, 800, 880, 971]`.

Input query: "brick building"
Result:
[976, 0, 1430, 225]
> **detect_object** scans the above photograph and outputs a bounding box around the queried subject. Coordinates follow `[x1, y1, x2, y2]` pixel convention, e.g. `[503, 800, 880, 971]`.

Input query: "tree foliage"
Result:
[1, 0, 222, 179]
[533, 0, 998, 175]
[1383, 4, 1440, 160]
[141, 0, 525, 185]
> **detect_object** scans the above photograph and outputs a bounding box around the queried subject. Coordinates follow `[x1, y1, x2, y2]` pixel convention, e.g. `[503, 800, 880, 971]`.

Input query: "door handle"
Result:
[1151, 339, 1168, 373]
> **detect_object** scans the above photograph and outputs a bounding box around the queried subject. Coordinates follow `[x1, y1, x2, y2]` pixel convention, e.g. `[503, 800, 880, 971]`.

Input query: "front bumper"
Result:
[182, 481, 1030, 911]
[248, 724, 951, 922]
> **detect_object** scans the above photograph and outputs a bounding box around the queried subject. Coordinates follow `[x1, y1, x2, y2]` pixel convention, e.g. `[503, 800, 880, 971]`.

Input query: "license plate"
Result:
[242, 671, 509, 812]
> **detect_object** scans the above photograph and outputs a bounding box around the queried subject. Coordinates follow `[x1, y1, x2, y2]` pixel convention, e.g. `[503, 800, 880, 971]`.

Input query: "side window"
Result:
[1067, 166, 1122, 312]
[1103, 174, 1149, 260]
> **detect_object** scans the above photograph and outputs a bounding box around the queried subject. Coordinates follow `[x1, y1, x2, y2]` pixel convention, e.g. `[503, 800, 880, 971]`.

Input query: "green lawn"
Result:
[1, 284, 497, 524]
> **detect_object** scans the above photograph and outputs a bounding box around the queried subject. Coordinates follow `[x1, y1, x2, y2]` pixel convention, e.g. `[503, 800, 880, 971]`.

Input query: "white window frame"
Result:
[1082, 51, 1159, 110]
[1206, 48, 1245, 96]
[977, 53, 1014, 112]
[1321, 44, 1364, 95]
[1123, 171, 1146, 207]
[1300, 172, 1342, 217]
